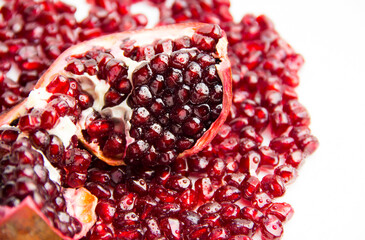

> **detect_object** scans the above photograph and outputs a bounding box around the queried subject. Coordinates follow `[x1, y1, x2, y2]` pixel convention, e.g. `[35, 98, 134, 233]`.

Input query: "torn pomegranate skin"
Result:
[0, 0, 319, 240]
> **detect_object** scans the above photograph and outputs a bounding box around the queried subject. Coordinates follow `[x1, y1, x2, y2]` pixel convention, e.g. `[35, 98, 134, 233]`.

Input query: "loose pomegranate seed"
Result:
[271, 111, 291, 136]
[145, 217, 162, 239]
[160, 218, 182, 239]
[269, 136, 295, 153]
[201, 213, 222, 228]
[198, 201, 222, 216]
[285, 149, 303, 168]
[223, 173, 247, 187]
[267, 202, 294, 223]
[220, 202, 241, 222]
[252, 192, 272, 209]
[227, 218, 256, 237]
[240, 175, 260, 200]
[241, 206, 264, 223]
[178, 188, 197, 209]
[261, 214, 283, 240]
[195, 177, 214, 200]
[240, 150, 260, 175]
[166, 175, 191, 192]
[261, 174, 286, 198]
[214, 185, 241, 203]
[274, 164, 298, 184]
[259, 146, 279, 168]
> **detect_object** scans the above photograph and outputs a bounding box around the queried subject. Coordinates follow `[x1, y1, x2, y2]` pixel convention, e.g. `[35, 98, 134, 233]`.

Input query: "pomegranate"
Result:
[0, 23, 232, 167]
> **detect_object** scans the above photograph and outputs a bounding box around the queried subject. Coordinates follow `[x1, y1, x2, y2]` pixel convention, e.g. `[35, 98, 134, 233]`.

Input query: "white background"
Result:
[5, 0, 365, 239]
[229, 1, 365, 239]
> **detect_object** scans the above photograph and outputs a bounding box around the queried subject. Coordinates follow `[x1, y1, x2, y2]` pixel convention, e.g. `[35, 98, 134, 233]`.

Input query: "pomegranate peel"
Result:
[0, 188, 97, 240]
[0, 23, 232, 167]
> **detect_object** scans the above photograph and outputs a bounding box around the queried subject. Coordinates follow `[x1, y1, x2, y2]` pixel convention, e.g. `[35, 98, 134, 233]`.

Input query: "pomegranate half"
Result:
[0, 23, 232, 167]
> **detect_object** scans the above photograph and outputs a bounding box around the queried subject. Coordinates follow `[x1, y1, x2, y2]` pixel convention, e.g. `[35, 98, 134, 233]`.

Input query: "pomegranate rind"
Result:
[0, 197, 63, 240]
[0, 188, 97, 240]
[0, 23, 232, 166]
[0, 99, 27, 126]
[179, 31, 232, 158]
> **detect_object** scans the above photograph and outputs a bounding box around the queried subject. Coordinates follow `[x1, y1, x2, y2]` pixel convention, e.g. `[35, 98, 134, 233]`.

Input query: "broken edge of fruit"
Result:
[0, 188, 97, 240]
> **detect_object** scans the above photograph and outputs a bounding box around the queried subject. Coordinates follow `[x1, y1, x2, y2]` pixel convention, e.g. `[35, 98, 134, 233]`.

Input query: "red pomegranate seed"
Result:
[259, 146, 279, 168]
[145, 217, 162, 239]
[214, 185, 241, 203]
[261, 214, 283, 240]
[261, 174, 286, 198]
[198, 201, 222, 216]
[285, 149, 303, 168]
[160, 218, 181, 239]
[178, 188, 197, 209]
[240, 176, 260, 200]
[87, 119, 114, 138]
[95, 199, 116, 224]
[192, 33, 215, 51]
[208, 227, 230, 240]
[274, 164, 298, 184]
[116, 192, 137, 211]
[195, 177, 214, 200]
[89, 222, 113, 240]
[46, 75, 70, 94]
[227, 218, 256, 237]
[269, 136, 295, 154]
[252, 192, 272, 209]
[85, 173, 110, 192]
[201, 213, 222, 228]
[223, 173, 247, 188]
[240, 150, 260, 175]
[267, 202, 294, 222]
[220, 202, 241, 222]
[241, 206, 264, 223]
[270, 111, 291, 136]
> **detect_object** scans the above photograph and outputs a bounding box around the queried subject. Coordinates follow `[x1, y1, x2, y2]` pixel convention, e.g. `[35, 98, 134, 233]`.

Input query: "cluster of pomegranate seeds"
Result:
[0, 0, 319, 239]
[57, 28, 224, 166]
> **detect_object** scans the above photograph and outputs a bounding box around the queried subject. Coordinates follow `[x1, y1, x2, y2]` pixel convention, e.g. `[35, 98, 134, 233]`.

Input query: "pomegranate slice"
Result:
[0, 23, 232, 167]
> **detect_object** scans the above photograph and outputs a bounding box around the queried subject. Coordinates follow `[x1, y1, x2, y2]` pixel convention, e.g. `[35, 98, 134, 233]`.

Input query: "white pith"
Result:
[76, 75, 110, 112]
[26, 87, 52, 109]
[48, 117, 77, 148]
[42, 153, 61, 185]
[63, 188, 98, 239]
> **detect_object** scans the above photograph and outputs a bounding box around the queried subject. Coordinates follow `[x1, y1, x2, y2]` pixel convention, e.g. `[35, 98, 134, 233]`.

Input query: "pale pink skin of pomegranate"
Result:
[0, 188, 98, 240]
[0, 23, 232, 166]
